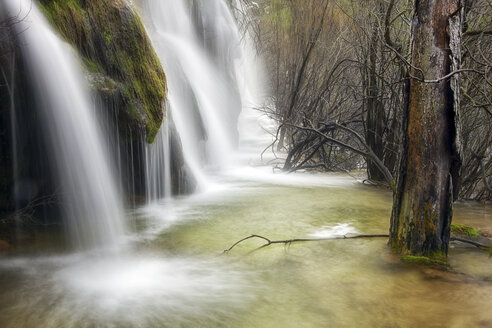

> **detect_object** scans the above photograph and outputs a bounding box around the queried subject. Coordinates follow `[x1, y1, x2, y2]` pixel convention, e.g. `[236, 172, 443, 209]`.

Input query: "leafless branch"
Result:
[223, 233, 389, 255]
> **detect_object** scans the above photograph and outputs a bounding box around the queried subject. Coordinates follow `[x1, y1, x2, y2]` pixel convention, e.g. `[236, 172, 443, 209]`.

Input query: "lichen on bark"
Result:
[389, 0, 463, 256]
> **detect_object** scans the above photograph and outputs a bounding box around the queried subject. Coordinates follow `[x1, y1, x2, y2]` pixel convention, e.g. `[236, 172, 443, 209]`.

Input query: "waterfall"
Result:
[145, 116, 172, 201]
[3, 0, 125, 249]
[140, 0, 272, 195]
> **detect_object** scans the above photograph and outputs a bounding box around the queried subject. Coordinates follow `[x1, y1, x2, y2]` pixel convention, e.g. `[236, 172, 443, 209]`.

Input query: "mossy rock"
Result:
[451, 223, 480, 238]
[38, 0, 166, 142]
[400, 255, 450, 267]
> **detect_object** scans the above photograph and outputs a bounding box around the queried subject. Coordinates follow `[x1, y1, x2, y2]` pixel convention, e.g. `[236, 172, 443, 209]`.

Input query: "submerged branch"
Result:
[450, 237, 490, 250]
[223, 235, 492, 255]
[223, 234, 389, 255]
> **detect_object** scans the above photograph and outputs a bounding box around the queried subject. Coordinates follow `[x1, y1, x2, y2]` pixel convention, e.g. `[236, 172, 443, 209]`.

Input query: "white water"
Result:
[0, 1, 275, 325]
[3, 0, 125, 249]
[140, 0, 274, 196]
[310, 223, 359, 238]
[145, 116, 172, 201]
[0, 3, 423, 327]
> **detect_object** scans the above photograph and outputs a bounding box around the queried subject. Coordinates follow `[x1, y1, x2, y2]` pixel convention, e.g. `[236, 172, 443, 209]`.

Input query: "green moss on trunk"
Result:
[388, 0, 461, 256]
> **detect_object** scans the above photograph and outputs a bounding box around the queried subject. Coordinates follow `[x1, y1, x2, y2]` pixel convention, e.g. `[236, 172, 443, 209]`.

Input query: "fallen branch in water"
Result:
[450, 237, 491, 250]
[222, 234, 389, 255]
[222, 234, 492, 255]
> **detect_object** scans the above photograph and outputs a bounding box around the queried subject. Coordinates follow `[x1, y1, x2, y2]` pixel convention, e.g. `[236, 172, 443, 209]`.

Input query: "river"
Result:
[1, 170, 491, 327]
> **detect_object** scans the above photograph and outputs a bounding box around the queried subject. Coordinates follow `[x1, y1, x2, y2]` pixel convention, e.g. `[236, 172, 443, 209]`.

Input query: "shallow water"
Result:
[1, 172, 491, 327]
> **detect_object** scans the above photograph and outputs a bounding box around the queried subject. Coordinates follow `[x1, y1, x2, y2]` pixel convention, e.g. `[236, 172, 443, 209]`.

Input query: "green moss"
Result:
[39, 0, 86, 49]
[487, 247, 492, 258]
[451, 223, 480, 238]
[82, 57, 101, 73]
[103, 30, 112, 45]
[88, 2, 166, 142]
[401, 255, 449, 267]
[103, 78, 117, 91]
[39, 0, 167, 143]
[422, 201, 437, 238]
[40, 0, 83, 17]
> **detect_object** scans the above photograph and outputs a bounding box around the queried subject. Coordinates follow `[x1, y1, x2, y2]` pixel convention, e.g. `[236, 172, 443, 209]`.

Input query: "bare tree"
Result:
[389, 0, 463, 255]
[244, 0, 490, 202]
[458, 0, 492, 200]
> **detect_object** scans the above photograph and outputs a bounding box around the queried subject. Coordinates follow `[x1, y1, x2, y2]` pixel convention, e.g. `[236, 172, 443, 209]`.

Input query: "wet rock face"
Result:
[37, 0, 195, 201]
[0, 32, 15, 215]
[168, 121, 196, 195]
[0, 1, 194, 219]
[39, 0, 167, 143]
[0, 26, 60, 220]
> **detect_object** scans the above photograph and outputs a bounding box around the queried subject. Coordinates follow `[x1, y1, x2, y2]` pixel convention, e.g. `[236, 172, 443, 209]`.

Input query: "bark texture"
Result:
[389, 0, 462, 255]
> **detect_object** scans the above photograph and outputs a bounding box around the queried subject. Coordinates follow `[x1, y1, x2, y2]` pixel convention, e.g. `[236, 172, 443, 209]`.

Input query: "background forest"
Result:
[236, 0, 491, 201]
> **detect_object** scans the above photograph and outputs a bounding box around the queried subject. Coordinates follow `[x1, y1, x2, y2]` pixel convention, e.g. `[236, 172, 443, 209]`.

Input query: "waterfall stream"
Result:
[3, 0, 125, 249]
[145, 117, 172, 201]
[141, 0, 273, 197]
[3, 0, 272, 245]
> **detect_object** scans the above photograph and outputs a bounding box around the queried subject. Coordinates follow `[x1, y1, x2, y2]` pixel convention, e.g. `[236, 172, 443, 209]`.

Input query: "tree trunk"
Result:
[389, 0, 462, 256]
[365, 19, 385, 182]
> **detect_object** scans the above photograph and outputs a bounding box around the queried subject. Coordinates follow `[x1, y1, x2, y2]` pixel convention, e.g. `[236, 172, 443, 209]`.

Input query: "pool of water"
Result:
[1, 171, 491, 327]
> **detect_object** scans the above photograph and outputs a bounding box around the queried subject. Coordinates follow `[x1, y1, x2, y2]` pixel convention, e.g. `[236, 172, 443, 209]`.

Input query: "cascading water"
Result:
[3, 0, 125, 249]
[145, 116, 172, 201]
[140, 0, 273, 197]
[195, 0, 274, 165]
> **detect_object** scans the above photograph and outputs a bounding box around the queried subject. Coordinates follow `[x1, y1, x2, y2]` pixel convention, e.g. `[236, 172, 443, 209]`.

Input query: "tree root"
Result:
[222, 234, 389, 255]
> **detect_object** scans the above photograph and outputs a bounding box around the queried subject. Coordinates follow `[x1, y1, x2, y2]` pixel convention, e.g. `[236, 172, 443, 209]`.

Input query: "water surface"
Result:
[1, 172, 491, 327]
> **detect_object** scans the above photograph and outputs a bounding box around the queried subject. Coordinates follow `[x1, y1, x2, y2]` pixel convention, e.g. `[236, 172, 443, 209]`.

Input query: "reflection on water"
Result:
[1, 172, 492, 327]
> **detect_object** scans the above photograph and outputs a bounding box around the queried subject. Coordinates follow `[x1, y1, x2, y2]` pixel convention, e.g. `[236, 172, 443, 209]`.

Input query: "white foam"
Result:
[310, 223, 359, 238]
